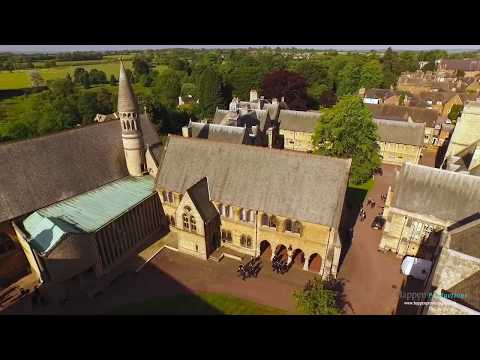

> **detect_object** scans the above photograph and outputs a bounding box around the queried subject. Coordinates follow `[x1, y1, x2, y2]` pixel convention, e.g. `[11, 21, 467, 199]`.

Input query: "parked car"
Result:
[371, 216, 385, 230]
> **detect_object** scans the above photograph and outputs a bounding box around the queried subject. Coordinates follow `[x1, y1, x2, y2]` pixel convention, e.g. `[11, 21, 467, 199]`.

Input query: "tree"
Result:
[110, 74, 117, 86]
[198, 66, 225, 118]
[49, 78, 75, 98]
[293, 277, 343, 315]
[422, 61, 436, 72]
[89, 69, 107, 84]
[359, 60, 384, 89]
[77, 92, 98, 124]
[132, 57, 151, 78]
[336, 61, 362, 96]
[152, 68, 182, 109]
[312, 95, 381, 185]
[73, 67, 87, 84]
[262, 70, 309, 110]
[456, 69, 465, 78]
[448, 104, 463, 123]
[29, 70, 45, 87]
[181, 82, 197, 98]
[81, 72, 91, 89]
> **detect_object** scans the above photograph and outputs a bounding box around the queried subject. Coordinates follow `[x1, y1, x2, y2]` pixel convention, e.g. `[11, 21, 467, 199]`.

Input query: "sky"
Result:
[0, 45, 479, 53]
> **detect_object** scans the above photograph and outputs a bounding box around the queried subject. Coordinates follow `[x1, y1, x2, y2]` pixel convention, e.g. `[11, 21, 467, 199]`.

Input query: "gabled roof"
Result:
[439, 59, 480, 72]
[237, 109, 270, 131]
[392, 163, 480, 222]
[364, 88, 401, 99]
[446, 271, 480, 312]
[279, 110, 321, 133]
[448, 215, 480, 259]
[155, 136, 351, 227]
[367, 104, 438, 128]
[374, 119, 425, 146]
[0, 115, 160, 223]
[186, 177, 218, 222]
[190, 122, 247, 144]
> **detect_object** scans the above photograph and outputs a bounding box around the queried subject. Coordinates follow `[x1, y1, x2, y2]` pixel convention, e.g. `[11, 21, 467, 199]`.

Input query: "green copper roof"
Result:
[23, 176, 155, 254]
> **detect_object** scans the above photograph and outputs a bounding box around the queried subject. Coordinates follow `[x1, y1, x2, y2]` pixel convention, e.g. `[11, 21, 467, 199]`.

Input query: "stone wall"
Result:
[378, 141, 422, 166]
[280, 129, 314, 152]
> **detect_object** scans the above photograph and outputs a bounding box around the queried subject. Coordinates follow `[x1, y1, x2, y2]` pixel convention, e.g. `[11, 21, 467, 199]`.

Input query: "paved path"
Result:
[338, 164, 405, 315]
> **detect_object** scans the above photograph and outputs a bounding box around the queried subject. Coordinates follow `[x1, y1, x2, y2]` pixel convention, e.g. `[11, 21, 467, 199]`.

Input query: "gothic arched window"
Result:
[183, 213, 190, 230]
[246, 236, 252, 248]
[240, 235, 246, 247]
[269, 216, 277, 229]
[168, 192, 174, 203]
[170, 216, 176, 227]
[292, 221, 302, 235]
[261, 213, 269, 226]
[284, 219, 292, 232]
[190, 216, 197, 233]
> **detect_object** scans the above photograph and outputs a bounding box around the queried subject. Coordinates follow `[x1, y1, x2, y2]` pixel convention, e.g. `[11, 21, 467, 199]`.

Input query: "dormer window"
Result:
[261, 213, 276, 229]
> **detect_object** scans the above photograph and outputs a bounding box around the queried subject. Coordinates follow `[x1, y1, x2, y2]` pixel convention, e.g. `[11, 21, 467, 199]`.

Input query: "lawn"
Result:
[0, 62, 170, 90]
[110, 292, 288, 315]
[346, 178, 375, 210]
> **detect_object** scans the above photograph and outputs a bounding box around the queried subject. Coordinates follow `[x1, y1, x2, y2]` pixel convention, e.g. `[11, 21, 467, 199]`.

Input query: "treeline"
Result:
[0, 77, 116, 142]
[125, 47, 424, 118]
[0, 51, 104, 71]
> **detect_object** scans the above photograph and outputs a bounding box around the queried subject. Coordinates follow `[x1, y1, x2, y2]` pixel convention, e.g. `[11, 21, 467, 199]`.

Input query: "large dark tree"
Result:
[312, 95, 381, 185]
[262, 70, 308, 110]
[132, 57, 151, 78]
[198, 66, 225, 119]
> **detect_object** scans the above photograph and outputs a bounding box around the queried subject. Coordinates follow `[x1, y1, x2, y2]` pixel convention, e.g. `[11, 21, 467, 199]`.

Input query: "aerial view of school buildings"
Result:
[1, 45, 479, 315]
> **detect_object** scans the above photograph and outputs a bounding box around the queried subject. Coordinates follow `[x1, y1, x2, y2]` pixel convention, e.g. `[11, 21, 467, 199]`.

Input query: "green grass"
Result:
[0, 62, 170, 90]
[110, 292, 288, 315]
[348, 178, 374, 192]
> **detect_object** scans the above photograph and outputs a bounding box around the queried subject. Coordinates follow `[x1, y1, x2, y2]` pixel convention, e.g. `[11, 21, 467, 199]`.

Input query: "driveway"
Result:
[338, 164, 406, 315]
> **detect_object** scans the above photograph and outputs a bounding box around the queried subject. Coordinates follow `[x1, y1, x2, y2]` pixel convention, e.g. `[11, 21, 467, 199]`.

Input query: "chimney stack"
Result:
[250, 89, 258, 102]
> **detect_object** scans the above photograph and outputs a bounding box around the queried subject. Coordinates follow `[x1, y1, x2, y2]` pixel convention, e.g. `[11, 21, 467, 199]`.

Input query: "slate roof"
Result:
[364, 88, 401, 99]
[448, 216, 480, 259]
[279, 110, 321, 133]
[186, 177, 218, 222]
[237, 110, 270, 131]
[446, 271, 480, 312]
[374, 119, 425, 146]
[392, 164, 480, 222]
[155, 136, 351, 227]
[367, 104, 438, 128]
[439, 59, 480, 72]
[0, 115, 160, 223]
[190, 122, 247, 144]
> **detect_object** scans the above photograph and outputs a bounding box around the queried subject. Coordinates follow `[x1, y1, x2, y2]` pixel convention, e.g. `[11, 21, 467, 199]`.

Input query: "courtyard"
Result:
[337, 164, 408, 315]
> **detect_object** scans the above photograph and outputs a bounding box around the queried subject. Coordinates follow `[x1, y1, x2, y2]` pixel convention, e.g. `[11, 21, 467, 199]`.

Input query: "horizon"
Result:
[1, 44, 480, 54]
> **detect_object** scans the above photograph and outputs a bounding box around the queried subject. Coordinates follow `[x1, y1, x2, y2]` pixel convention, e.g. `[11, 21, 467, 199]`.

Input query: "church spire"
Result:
[118, 60, 137, 113]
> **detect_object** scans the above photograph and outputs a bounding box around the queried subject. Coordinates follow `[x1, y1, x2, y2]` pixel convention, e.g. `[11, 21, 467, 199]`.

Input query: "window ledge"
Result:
[284, 231, 301, 238]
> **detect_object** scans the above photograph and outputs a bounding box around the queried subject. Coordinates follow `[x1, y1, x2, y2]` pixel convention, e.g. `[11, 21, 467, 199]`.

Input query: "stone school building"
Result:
[156, 135, 351, 279]
[0, 62, 165, 301]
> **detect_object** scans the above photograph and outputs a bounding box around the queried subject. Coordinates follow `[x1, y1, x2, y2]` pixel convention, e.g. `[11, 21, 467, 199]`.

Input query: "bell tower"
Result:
[118, 60, 145, 177]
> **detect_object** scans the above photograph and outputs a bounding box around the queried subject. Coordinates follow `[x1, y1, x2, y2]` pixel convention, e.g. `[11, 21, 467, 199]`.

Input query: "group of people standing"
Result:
[359, 194, 387, 222]
[237, 256, 262, 280]
[272, 254, 290, 274]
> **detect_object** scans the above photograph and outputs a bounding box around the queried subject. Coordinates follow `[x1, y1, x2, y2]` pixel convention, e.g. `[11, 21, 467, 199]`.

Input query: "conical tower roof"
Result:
[118, 61, 138, 113]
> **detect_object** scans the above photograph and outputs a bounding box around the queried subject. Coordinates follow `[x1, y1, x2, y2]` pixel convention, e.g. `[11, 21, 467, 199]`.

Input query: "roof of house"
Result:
[190, 122, 247, 144]
[155, 136, 351, 227]
[237, 109, 270, 131]
[364, 88, 401, 99]
[23, 176, 156, 255]
[186, 177, 218, 222]
[263, 101, 288, 121]
[212, 109, 237, 125]
[374, 119, 425, 146]
[439, 59, 480, 72]
[279, 110, 321, 133]
[367, 103, 438, 128]
[446, 270, 480, 312]
[448, 215, 480, 258]
[0, 115, 160, 223]
[392, 163, 480, 222]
